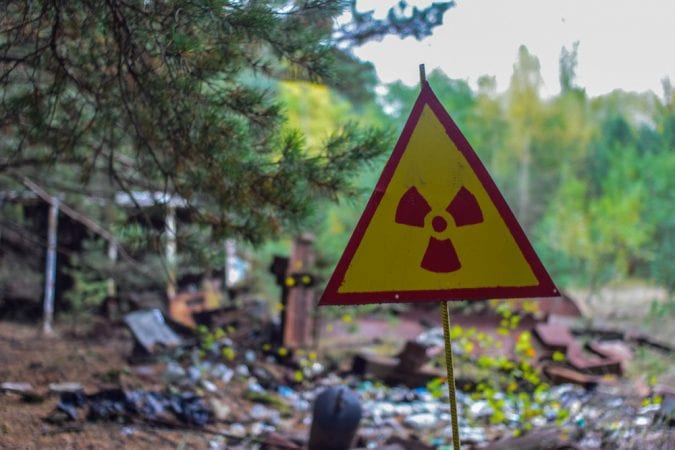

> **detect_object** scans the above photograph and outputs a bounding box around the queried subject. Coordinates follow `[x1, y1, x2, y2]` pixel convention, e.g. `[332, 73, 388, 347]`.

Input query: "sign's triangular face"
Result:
[320, 82, 558, 306]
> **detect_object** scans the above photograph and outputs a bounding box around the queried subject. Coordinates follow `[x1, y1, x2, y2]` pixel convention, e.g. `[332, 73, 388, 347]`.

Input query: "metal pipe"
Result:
[43, 198, 59, 335]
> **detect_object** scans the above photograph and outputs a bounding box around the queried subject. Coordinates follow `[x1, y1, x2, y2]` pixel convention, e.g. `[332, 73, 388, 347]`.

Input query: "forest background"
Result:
[273, 44, 675, 305]
[0, 1, 673, 319]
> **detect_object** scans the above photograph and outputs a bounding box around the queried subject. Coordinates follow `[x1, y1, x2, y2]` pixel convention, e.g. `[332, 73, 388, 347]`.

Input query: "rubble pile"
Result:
[1, 302, 673, 449]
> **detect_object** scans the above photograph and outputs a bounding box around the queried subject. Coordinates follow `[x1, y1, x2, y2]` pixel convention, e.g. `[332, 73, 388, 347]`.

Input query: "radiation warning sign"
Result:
[319, 82, 558, 305]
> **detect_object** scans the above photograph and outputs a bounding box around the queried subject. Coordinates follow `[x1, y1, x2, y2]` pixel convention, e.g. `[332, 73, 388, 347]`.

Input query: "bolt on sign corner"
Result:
[320, 82, 558, 306]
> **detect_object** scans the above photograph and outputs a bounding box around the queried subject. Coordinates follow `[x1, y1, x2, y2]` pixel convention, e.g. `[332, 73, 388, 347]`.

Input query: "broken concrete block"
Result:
[124, 309, 182, 354]
[1, 382, 33, 394]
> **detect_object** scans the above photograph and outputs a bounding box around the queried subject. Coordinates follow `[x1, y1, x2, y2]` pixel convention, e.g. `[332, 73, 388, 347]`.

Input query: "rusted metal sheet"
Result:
[169, 292, 207, 328]
[565, 344, 622, 375]
[587, 340, 633, 374]
[535, 323, 623, 379]
[588, 340, 633, 363]
[168, 278, 224, 328]
[533, 323, 573, 351]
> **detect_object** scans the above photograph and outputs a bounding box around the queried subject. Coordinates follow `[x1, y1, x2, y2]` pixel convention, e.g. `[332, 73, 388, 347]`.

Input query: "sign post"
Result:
[441, 301, 461, 448]
[320, 65, 558, 448]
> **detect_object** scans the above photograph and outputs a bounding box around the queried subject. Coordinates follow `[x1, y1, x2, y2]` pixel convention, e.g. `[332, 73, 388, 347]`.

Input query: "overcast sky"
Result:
[349, 0, 674, 98]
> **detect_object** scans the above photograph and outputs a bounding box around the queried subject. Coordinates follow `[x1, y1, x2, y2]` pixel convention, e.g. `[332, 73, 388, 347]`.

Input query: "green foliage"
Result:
[647, 297, 675, 320]
[628, 346, 675, 383]
[0, 1, 457, 305]
[559, 42, 580, 94]
[0, 1, 397, 246]
[535, 89, 674, 290]
[337, 1, 455, 47]
[1, 0, 671, 308]
[196, 324, 237, 362]
[307, 47, 673, 295]
[63, 239, 110, 313]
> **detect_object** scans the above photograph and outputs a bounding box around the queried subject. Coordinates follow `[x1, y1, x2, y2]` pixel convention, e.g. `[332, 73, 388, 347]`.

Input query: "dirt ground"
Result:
[1, 286, 673, 449]
[0, 320, 218, 450]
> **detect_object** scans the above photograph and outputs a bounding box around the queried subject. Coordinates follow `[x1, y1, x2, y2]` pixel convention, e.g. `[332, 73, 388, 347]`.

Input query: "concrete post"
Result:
[165, 205, 177, 299]
[43, 198, 59, 335]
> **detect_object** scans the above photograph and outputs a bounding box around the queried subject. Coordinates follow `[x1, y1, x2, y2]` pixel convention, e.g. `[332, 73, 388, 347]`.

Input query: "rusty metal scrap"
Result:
[282, 234, 317, 349]
[534, 323, 624, 380]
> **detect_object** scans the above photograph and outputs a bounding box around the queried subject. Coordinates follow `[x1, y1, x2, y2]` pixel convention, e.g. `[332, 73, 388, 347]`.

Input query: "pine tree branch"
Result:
[21, 177, 152, 276]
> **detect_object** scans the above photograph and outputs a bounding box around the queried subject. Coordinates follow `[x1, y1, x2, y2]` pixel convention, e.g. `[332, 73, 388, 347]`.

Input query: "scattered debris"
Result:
[1, 382, 34, 394]
[49, 388, 211, 427]
[124, 309, 183, 357]
[2, 284, 672, 449]
[169, 291, 215, 329]
[534, 323, 624, 381]
[572, 325, 674, 353]
[0, 381, 43, 402]
[657, 395, 675, 427]
[352, 341, 444, 387]
[48, 382, 84, 394]
[587, 340, 634, 372]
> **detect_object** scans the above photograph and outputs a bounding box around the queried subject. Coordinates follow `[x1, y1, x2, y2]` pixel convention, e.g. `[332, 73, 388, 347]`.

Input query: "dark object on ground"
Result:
[168, 392, 211, 426]
[87, 389, 129, 421]
[50, 388, 211, 427]
[57, 390, 87, 420]
[309, 386, 362, 450]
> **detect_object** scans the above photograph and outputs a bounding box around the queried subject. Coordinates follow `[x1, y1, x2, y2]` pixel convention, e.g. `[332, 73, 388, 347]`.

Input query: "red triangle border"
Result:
[320, 82, 558, 306]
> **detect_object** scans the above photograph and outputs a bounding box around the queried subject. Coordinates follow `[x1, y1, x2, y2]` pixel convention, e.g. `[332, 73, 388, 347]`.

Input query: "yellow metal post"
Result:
[441, 301, 461, 449]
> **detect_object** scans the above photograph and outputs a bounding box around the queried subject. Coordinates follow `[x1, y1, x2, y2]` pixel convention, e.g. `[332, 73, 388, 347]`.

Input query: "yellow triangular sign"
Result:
[320, 82, 557, 305]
